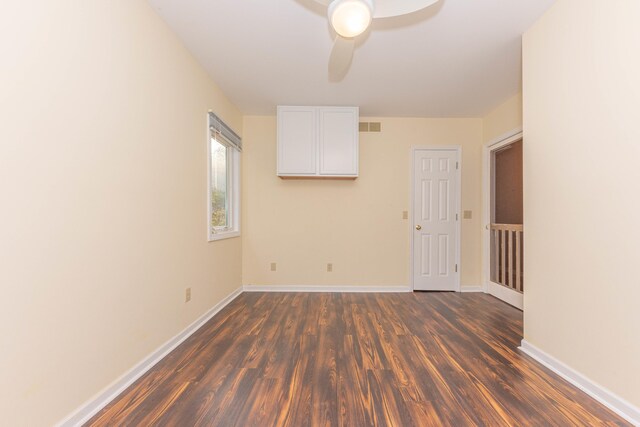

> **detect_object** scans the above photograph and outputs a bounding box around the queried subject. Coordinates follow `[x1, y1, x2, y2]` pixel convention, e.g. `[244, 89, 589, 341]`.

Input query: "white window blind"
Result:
[209, 111, 241, 151]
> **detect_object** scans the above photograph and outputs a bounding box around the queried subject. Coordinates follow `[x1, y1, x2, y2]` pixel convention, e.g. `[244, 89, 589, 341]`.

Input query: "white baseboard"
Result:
[487, 281, 523, 310]
[460, 285, 484, 293]
[520, 340, 640, 426]
[56, 286, 243, 427]
[243, 285, 412, 293]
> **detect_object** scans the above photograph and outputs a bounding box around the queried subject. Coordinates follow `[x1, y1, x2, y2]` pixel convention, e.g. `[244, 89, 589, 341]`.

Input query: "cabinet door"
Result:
[277, 107, 317, 175]
[319, 107, 358, 176]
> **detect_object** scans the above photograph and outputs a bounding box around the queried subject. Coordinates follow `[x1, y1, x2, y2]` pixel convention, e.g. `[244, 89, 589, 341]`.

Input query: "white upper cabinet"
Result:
[319, 108, 358, 175]
[277, 107, 317, 175]
[277, 106, 359, 177]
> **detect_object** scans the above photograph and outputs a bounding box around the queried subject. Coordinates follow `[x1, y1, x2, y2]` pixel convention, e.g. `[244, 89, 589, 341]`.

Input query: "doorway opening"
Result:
[485, 134, 524, 309]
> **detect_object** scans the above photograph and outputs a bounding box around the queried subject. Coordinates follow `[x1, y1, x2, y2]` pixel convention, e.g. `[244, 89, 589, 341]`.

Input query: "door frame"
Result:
[482, 129, 523, 307]
[410, 146, 462, 292]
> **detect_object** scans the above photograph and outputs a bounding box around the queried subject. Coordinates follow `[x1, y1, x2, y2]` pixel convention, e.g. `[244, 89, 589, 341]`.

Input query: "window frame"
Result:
[208, 121, 240, 242]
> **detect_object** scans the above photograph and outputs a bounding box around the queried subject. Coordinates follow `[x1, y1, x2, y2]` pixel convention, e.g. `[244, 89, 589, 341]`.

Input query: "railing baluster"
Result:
[516, 230, 522, 292]
[508, 229, 514, 289]
[501, 229, 506, 286]
[494, 229, 499, 283]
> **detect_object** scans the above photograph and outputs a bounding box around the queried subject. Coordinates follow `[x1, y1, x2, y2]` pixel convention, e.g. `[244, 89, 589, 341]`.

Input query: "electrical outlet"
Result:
[402, 211, 409, 219]
[185, 287, 191, 303]
[270, 262, 277, 271]
[327, 263, 333, 272]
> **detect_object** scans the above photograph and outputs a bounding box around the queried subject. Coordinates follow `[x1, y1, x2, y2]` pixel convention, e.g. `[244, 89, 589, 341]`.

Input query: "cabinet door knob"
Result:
[415, 225, 422, 230]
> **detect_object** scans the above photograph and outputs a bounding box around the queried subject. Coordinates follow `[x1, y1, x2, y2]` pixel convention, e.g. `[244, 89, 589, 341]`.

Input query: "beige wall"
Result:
[242, 116, 483, 289]
[524, 0, 640, 407]
[0, 1, 242, 425]
[483, 93, 523, 144]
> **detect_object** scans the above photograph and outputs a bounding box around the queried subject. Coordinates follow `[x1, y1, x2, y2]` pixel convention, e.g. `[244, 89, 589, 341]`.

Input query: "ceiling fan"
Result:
[311, 0, 440, 77]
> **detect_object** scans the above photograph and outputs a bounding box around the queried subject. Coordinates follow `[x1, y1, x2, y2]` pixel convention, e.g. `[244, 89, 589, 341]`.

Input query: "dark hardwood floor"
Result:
[86, 292, 630, 426]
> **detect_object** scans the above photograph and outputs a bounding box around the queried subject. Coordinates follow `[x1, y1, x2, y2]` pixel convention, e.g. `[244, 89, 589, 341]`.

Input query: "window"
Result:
[208, 112, 241, 241]
[210, 138, 231, 229]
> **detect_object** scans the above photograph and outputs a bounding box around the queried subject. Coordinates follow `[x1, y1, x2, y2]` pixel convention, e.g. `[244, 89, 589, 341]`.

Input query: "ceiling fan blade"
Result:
[310, 0, 332, 5]
[328, 36, 355, 80]
[373, 0, 439, 18]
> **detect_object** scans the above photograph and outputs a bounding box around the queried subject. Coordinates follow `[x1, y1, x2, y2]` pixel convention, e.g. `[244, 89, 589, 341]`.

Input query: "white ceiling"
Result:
[148, 0, 555, 117]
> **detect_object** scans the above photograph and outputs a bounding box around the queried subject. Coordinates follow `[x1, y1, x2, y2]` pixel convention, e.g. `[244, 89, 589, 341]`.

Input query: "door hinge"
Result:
[456, 213, 459, 221]
[456, 161, 459, 170]
[455, 264, 458, 273]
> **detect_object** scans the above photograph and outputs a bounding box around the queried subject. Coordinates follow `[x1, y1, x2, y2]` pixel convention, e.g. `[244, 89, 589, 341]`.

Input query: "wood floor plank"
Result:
[279, 334, 316, 427]
[86, 292, 631, 427]
[337, 336, 370, 427]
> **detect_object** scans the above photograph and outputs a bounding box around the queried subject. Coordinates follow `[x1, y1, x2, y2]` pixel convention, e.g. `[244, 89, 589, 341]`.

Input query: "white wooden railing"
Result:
[491, 224, 524, 292]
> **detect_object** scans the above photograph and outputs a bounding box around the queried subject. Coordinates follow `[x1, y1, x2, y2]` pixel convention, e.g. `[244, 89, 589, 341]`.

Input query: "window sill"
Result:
[208, 230, 240, 242]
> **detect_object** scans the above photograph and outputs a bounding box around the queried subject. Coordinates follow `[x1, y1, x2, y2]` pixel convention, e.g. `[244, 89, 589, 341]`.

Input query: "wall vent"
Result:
[359, 122, 382, 133]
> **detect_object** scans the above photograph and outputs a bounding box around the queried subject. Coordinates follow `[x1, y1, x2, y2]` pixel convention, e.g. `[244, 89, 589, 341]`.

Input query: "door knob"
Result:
[415, 225, 422, 230]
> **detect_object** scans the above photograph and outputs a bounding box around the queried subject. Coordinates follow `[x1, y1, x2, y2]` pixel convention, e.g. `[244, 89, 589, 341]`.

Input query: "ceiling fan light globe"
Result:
[329, 0, 373, 38]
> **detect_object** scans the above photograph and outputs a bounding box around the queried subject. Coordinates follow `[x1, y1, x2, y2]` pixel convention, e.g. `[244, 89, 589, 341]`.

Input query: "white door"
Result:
[413, 149, 460, 291]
